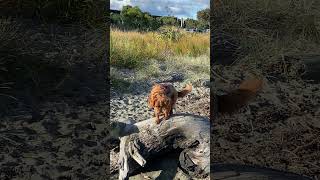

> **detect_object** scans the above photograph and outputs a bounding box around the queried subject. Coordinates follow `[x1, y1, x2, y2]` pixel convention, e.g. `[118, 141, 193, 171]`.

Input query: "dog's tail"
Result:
[178, 84, 192, 98]
[217, 77, 263, 114]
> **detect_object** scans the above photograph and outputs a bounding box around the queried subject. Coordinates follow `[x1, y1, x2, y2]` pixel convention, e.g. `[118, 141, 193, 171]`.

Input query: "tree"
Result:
[110, 13, 122, 26]
[143, 12, 160, 30]
[184, 18, 199, 29]
[198, 22, 209, 30]
[197, 8, 210, 30]
[197, 8, 210, 23]
[111, 5, 181, 31]
[121, 5, 144, 29]
[159, 16, 179, 26]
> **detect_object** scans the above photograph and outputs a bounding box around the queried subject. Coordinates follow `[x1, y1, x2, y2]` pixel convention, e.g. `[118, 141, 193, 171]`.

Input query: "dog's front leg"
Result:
[155, 114, 161, 124]
[164, 105, 172, 120]
[155, 108, 161, 124]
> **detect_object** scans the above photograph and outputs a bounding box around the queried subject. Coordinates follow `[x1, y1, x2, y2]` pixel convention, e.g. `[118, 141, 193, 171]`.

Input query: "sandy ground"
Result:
[1, 102, 108, 180]
[211, 63, 320, 179]
[0, 19, 108, 179]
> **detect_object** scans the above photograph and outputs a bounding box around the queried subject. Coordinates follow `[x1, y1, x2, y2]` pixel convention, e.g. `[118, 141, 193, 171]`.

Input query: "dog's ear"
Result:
[151, 82, 159, 87]
[147, 94, 154, 108]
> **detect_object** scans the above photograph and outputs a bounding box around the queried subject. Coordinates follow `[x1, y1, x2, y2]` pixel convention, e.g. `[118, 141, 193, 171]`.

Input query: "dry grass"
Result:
[213, 0, 320, 76]
[164, 55, 210, 81]
[0, 19, 22, 102]
[110, 29, 210, 69]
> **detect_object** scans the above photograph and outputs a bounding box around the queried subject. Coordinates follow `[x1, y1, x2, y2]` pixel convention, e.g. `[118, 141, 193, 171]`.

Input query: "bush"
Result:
[157, 26, 183, 42]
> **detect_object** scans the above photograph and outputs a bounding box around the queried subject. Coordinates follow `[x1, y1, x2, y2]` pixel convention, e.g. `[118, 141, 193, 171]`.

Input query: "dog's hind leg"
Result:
[170, 93, 178, 115]
[170, 106, 176, 115]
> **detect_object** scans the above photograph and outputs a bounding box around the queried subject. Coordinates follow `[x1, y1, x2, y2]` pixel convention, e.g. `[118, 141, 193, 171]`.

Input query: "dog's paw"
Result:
[155, 118, 161, 124]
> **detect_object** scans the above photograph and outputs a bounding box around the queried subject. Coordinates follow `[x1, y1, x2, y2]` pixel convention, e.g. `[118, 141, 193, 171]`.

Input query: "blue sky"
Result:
[110, 0, 209, 19]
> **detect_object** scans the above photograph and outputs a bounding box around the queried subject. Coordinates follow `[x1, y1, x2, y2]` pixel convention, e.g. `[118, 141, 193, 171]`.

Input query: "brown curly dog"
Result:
[148, 83, 192, 124]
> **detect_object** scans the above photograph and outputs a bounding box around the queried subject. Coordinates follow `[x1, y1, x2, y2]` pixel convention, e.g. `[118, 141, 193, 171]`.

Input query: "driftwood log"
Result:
[110, 113, 210, 180]
[211, 163, 313, 180]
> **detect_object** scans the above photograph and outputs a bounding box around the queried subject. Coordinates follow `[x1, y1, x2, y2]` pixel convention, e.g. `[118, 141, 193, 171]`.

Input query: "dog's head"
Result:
[152, 95, 171, 117]
[148, 84, 171, 109]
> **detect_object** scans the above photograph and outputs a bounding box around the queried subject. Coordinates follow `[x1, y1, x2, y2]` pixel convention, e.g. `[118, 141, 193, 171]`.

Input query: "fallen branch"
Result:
[110, 113, 210, 180]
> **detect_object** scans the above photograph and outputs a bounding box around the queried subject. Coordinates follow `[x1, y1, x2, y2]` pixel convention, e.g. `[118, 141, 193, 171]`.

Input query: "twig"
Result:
[281, 54, 288, 78]
[0, 93, 18, 101]
[306, 161, 320, 169]
[287, 98, 301, 111]
[250, 118, 254, 134]
[54, 75, 69, 90]
[282, 149, 298, 158]
[293, 137, 319, 154]
[211, 70, 230, 83]
[0, 135, 19, 146]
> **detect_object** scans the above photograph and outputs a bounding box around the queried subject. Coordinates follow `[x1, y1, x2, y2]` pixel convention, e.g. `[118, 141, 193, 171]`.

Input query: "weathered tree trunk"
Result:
[211, 163, 313, 180]
[110, 113, 210, 180]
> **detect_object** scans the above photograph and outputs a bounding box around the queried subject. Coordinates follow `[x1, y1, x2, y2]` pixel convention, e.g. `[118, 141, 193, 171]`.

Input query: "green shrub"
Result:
[157, 25, 183, 42]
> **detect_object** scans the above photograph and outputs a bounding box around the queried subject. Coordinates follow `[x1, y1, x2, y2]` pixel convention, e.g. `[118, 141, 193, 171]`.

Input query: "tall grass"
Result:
[0, 19, 22, 106]
[214, 0, 320, 40]
[213, 0, 320, 76]
[110, 29, 210, 69]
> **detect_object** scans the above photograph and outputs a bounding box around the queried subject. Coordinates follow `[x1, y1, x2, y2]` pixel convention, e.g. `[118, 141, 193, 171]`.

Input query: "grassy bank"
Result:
[110, 28, 210, 69]
[111, 55, 210, 92]
[213, 0, 320, 77]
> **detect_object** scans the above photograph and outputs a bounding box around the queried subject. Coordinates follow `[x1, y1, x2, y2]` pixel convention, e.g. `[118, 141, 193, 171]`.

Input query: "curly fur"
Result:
[148, 83, 192, 124]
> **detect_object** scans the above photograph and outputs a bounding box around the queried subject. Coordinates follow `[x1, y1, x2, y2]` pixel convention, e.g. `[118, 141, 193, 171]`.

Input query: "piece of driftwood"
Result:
[211, 163, 313, 180]
[110, 113, 210, 180]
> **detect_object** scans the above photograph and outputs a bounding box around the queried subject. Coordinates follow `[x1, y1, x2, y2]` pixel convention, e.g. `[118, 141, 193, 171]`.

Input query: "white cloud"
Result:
[110, 0, 209, 19]
[110, 0, 131, 10]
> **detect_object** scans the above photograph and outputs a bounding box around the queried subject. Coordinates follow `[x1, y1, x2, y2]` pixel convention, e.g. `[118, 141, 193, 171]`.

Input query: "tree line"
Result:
[110, 5, 209, 31]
